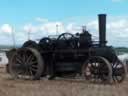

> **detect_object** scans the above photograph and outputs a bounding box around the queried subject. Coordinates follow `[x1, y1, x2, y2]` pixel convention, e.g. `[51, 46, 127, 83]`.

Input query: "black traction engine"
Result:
[6, 14, 127, 83]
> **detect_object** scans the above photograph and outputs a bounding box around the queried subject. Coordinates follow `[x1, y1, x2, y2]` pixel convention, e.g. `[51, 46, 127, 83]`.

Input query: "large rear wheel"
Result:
[9, 48, 44, 80]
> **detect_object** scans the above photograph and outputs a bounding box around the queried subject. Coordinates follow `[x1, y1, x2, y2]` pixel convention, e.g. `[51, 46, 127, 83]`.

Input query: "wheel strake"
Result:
[82, 56, 112, 83]
[9, 48, 44, 80]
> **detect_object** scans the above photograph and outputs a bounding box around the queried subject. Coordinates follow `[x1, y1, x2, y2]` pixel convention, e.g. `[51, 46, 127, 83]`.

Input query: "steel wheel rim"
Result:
[9, 48, 43, 80]
[112, 59, 126, 83]
[82, 56, 112, 83]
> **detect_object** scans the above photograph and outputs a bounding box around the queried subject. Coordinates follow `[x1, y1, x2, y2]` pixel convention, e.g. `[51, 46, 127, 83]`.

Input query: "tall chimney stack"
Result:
[98, 14, 107, 47]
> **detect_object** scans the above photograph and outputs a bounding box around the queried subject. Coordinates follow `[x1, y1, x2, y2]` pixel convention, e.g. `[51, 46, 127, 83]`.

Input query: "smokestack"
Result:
[98, 14, 107, 47]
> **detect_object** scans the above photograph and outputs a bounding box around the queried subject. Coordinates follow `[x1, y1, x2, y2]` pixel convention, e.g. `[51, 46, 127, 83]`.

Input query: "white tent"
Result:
[0, 52, 8, 65]
[118, 53, 128, 62]
[118, 53, 128, 72]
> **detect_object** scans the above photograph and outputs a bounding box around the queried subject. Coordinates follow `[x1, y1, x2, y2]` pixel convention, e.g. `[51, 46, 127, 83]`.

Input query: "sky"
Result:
[0, 0, 128, 47]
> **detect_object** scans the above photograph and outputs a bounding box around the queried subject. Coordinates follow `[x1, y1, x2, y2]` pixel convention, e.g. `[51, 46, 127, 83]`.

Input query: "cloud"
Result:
[86, 17, 128, 46]
[22, 22, 66, 41]
[22, 16, 128, 47]
[22, 21, 83, 43]
[0, 24, 13, 34]
[66, 23, 82, 34]
[23, 22, 69, 35]
[23, 24, 40, 33]
[87, 20, 98, 36]
[1, 16, 128, 47]
[107, 19, 128, 38]
[14, 32, 28, 45]
[41, 22, 65, 34]
[0, 24, 28, 45]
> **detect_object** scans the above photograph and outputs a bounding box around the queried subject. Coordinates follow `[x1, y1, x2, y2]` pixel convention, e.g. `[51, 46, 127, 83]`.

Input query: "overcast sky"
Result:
[0, 0, 128, 47]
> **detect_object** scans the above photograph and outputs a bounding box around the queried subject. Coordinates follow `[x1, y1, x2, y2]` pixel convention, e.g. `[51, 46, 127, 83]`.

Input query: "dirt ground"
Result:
[0, 66, 127, 96]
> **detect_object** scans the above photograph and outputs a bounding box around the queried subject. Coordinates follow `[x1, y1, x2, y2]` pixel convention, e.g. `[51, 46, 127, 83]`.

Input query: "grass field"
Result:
[0, 67, 127, 96]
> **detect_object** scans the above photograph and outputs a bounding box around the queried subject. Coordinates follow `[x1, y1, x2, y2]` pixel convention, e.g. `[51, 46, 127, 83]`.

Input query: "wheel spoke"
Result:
[82, 56, 112, 83]
[112, 59, 126, 83]
[30, 67, 37, 72]
[26, 54, 35, 64]
[31, 64, 38, 68]
[9, 48, 44, 80]
[15, 54, 24, 64]
[23, 52, 27, 63]
[29, 61, 37, 65]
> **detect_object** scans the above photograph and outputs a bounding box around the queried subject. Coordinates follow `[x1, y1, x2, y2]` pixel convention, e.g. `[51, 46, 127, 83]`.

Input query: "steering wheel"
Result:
[57, 33, 76, 49]
[57, 33, 74, 40]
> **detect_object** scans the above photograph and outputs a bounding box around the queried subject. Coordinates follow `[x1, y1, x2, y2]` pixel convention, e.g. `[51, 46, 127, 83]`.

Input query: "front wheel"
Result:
[82, 56, 112, 83]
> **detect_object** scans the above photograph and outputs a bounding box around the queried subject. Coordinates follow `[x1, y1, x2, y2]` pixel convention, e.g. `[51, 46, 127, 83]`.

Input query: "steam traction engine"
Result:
[7, 14, 127, 83]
